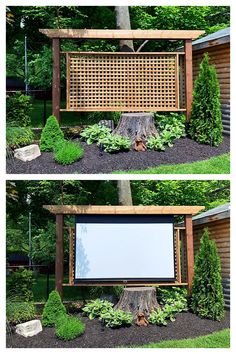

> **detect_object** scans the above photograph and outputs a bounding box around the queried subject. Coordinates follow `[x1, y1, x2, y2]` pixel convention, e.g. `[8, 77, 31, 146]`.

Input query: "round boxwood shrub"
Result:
[191, 228, 225, 320]
[54, 140, 84, 165]
[42, 290, 66, 327]
[6, 301, 35, 325]
[40, 115, 64, 152]
[55, 315, 85, 340]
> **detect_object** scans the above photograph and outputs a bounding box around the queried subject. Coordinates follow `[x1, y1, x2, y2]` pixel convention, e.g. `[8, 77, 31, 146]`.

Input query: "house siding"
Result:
[193, 43, 230, 135]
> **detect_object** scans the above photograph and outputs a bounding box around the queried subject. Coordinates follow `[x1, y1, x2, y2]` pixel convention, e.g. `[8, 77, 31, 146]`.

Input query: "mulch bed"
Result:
[7, 311, 230, 348]
[6, 136, 230, 174]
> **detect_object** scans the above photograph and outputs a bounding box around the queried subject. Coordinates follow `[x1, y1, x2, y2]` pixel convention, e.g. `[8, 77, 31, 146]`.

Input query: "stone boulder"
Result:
[15, 319, 42, 338]
[14, 144, 41, 162]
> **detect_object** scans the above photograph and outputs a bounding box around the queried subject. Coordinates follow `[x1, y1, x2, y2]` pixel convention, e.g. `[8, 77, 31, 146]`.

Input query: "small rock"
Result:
[14, 144, 41, 162]
[15, 319, 42, 338]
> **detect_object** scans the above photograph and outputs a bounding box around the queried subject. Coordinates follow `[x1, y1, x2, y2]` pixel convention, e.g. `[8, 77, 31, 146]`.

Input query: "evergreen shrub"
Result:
[191, 228, 225, 320]
[42, 290, 66, 327]
[55, 315, 85, 340]
[7, 268, 35, 302]
[189, 54, 223, 146]
[53, 140, 84, 165]
[6, 127, 34, 148]
[40, 115, 64, 151]
[6, 92, 32, 127]
[6, 301, 35, 324]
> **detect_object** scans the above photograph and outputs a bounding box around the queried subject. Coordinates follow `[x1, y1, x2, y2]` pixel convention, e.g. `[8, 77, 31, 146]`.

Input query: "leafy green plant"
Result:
[6, 92, 32, 127]
[155, 112, 186, 137]
[147, 136, 165, 151]
[149, 308, 168, 326]
[80, 124, 111, 144]
[189, 54, 223, 146]
[191, 228, 225, 320]
[40, 115, 64, 152]
[98, 134, 131, 152]
[55, 314, 85, 340]
[6, 301, 35, 324]
[7, 268, 35, 302]
[157, 287, 188, 311]
[162, 304, 177, 322]
[100, 308, 133, 328]
[160, 130, 174, 147]
[82, 299, 113, 320]
[53, 140, 84, 165]
[42, 290, 66, 327]
[6, 127, 34, 149]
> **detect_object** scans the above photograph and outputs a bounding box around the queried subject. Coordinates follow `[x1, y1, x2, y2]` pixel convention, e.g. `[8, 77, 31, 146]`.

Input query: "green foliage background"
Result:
[6, 180, 229, 265]
[6, 6, 230, 89]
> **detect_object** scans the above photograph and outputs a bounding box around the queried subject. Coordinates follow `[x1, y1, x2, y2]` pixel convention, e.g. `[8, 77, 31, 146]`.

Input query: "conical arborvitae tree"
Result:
[191, 228, 225, 320]
[40, 115, 64, 151]
[42, 290, 66, 326]
[189, 53, 223, 146]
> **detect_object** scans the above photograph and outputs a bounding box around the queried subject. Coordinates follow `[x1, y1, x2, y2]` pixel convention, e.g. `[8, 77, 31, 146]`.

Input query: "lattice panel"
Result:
[66, 52, 180, 111]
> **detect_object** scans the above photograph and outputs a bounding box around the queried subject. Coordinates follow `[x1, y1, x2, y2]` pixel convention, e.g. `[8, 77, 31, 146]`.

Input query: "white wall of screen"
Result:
[75, 221, 175, 281]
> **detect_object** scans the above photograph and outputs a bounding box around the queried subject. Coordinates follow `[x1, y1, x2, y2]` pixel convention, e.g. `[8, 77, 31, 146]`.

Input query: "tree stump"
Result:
[113, 113, 158, 146]
[114, 287, 160, 319]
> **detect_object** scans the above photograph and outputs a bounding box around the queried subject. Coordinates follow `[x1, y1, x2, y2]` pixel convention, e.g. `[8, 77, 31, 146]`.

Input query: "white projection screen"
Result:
[74, 215, 175, 282]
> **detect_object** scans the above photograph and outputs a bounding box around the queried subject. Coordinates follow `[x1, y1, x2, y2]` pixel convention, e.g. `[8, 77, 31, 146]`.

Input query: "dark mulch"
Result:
[7, 311, 230, 348]
[6, 136, 230, 174]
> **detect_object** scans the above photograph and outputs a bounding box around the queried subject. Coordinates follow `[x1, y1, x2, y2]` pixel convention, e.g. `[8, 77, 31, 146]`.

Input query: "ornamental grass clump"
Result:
[53, 140, 84, 165]
[191, 228, 225, 321]
[40, 115, 64, 151]
[55, 315, 85, 341]
[42, 290, 66, 327]
[189, 54, 223, 146]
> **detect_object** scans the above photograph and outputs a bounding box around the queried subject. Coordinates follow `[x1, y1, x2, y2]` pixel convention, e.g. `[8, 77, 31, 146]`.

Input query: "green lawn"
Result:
[130, 329, 230, 348]
[114, 153, 230, 174]
[30, 99, 101, 127]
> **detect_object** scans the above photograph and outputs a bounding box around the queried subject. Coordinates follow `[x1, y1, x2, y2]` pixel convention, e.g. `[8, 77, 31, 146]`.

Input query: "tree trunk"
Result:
[117, 180, 133, 206]
[115, 287, 160, 319]
[114, 113, 158, 146]
[115, 6, 134, 52]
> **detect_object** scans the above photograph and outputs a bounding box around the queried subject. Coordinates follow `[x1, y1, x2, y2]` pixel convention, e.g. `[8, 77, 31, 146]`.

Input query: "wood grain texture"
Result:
[185, 40, 193, 122]
[55, 214, 64, 298]
[52, 38, 61, 122]
[43, 205, 205, 215]
[185, 214, 194, 294]
[40, 29, 204, 39]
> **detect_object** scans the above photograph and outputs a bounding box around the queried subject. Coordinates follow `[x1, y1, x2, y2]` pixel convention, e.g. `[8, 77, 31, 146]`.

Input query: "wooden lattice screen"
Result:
[65, 52, 185, 112]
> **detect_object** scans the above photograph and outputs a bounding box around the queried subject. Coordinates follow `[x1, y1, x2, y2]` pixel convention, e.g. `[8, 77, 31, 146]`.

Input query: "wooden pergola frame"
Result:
[40, 29, 204, 122]
[43, 205, 205, 298]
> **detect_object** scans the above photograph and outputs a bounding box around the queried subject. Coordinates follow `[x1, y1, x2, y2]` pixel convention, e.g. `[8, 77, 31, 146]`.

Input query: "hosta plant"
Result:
[100, 308, 133, 328]
[82, 299, 114, 320]
[149, 308, 168, 326]
[80, 124, 111, 144]
[160, 130, 175, 147]
[98, 134, 131, 152]
[147, 136, 165, 151]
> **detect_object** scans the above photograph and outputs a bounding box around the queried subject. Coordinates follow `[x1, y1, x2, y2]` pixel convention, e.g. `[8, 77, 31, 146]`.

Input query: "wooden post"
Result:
[185, 214, 194, 294]
[52, 38, 61, 122]
[185, 39, 193, 123]
[55, 214, 64, 298]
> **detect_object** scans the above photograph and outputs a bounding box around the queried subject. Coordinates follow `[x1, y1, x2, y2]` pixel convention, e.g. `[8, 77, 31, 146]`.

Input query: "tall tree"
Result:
[117, 180, 133, 206]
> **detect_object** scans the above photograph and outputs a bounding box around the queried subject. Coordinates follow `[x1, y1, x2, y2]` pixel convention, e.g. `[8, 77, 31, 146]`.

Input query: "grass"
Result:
[30, 99, 103, 127]
[114, 153, 230, 174]
[7, 274, 88, 302]
[130, 329, 230, 348]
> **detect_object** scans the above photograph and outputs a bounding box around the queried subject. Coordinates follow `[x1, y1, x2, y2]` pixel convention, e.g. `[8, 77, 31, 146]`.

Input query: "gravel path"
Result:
[6, 137, 230, 174]
[7, 311, 230, 348]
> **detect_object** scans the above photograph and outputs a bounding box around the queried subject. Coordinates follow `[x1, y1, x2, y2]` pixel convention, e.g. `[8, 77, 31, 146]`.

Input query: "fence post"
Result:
[55, 214, 64, 298]
[185, 214, 194, 294]
[185, 39, 193, 123]
[52, 38, 61, 123]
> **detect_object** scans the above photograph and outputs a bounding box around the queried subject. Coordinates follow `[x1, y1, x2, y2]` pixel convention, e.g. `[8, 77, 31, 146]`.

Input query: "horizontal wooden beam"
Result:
[60, 51, 185, 55]
[60, 108, 187, 112]
[63, 282, 188, 287]
[43, 205, 205, 215]
[40, 29, 204, 40]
